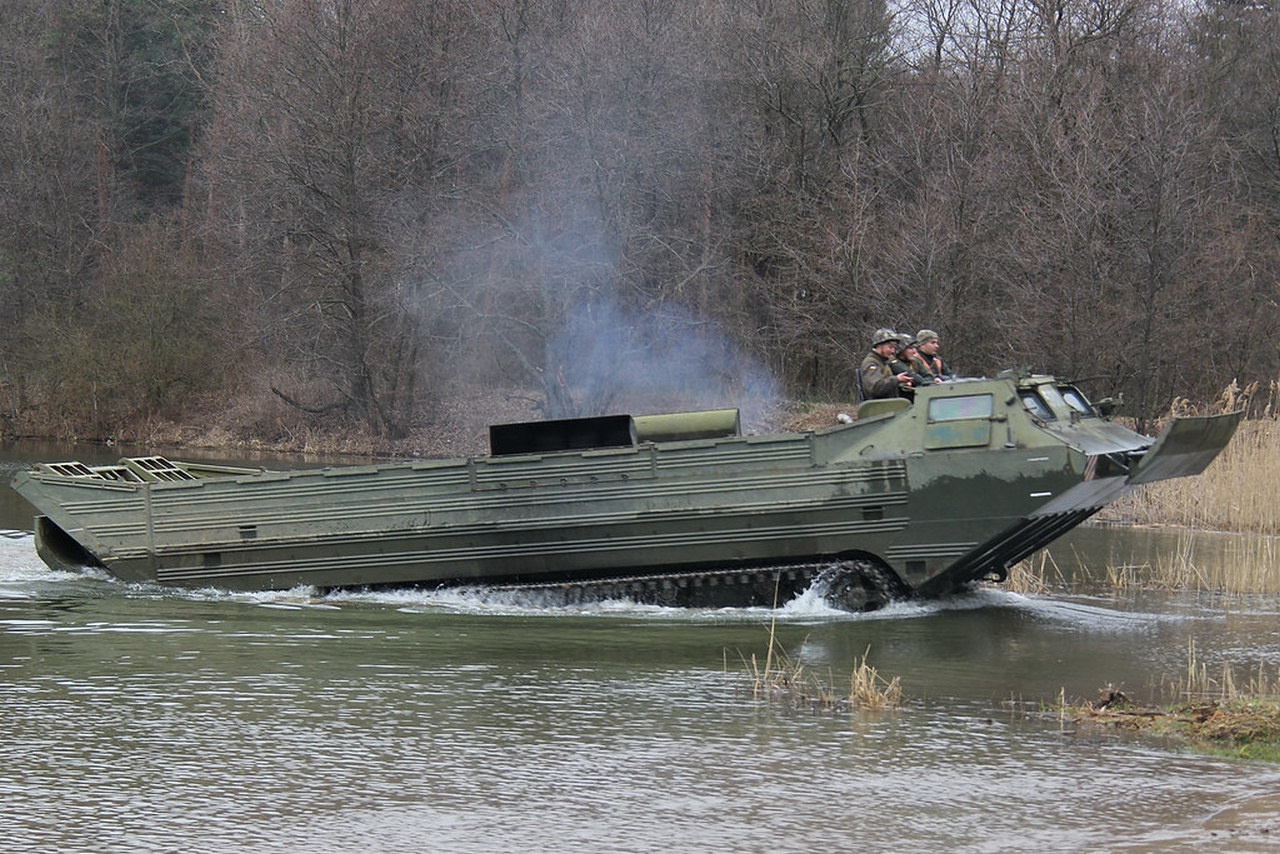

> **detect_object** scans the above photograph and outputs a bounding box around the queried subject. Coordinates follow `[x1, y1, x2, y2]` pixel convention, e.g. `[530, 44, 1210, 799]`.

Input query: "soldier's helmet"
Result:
[916, 329, 940, 344]
[872, 328, 899, 347]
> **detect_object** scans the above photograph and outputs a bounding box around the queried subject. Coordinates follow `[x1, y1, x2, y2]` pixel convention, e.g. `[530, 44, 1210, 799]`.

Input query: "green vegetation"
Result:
[1061, 642, 1280, 762]
[1067, 693, 1280, 763]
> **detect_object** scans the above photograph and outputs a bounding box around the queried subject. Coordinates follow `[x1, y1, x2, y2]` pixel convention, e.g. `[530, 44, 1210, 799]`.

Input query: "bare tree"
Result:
[203, 0, 480, 437]
[1187, 0, 1280, 386]
[5, 0, 1276, 441]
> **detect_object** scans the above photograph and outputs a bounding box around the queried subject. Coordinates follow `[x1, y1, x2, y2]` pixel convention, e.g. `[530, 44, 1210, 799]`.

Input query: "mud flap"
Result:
[1127, 411, 1242, 486]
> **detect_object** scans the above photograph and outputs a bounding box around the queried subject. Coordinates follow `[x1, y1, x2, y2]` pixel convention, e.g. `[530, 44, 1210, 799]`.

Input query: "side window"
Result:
[925, 394, 994, 450]
[928, 394, 994, 422]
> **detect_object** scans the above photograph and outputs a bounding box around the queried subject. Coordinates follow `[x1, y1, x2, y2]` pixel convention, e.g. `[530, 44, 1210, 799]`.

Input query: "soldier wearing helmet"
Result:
[859, 328, 913, 401]
[893, 335, 934, 396]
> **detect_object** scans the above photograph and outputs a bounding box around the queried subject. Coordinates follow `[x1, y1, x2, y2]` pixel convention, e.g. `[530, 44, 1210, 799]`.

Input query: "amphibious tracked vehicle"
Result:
[10, 372, 1240, 610]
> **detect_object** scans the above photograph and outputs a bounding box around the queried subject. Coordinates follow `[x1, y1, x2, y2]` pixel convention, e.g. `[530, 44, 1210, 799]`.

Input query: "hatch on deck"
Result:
[33, 456, 261, 483]
[35, 456, 197, 482]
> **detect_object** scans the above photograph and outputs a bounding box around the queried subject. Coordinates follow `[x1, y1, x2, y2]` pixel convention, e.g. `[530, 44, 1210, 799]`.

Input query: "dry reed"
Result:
[848, 647, 902, 710]
[738, 632, 902, 712]
[1004, 551, 1066, 594]
[1103, 379, 1278, 535]
[1174, 638, 1280, 705]
[1024, 529, 1280, 595]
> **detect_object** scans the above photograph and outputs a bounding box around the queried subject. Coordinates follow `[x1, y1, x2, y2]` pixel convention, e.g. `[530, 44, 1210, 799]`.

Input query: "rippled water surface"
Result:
[3, 520, 1279, 851]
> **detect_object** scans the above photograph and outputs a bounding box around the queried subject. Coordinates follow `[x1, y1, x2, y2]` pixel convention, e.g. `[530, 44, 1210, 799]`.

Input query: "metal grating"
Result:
[35, 461, 100, 478]
[122, 456, 198, 482]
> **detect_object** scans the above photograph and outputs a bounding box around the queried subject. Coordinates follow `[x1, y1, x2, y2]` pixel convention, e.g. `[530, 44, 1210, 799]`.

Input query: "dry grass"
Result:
[81, 382, 809, 461]
[1162, 640, 1280, 760]
[1176, 638, 1280, 706]
[1094, 531, 1280, 595]
[736, 618, 902, 712]
[1102, 379, 1278, 535]
[773, 401, 857, 432]
[1004, 551, 1067, 594]
[847, 649, 903, 710]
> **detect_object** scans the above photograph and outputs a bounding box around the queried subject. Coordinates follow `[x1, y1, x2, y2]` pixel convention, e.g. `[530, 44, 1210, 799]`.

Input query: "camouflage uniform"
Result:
[859, 350, 901, 400]
[914, 329, 952, 379]
[909, 352, 939, 379]
[920, 353, 951, 379]
[860, 328, 905, 400]
[893, 336, 932, 387]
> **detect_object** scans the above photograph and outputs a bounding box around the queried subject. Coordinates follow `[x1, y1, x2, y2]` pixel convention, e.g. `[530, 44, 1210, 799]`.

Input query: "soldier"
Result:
[914, 329, 952, 380]
[895, 337, 934, 392]
[860, 328, 913, 400]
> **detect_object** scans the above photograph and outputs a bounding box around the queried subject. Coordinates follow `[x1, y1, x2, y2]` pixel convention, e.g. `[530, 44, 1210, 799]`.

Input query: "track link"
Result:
[473, 559, 909, 612]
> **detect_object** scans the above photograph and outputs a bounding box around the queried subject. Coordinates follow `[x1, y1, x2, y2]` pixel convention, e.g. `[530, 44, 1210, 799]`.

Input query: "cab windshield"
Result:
[1020, 384, 1097, 421]
[1020, 391, 1053, 420]
[1059, 386, 1096, 417]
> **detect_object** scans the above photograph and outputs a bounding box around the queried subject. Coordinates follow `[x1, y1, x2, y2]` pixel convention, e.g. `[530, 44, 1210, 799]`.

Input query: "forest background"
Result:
[1, 0, 1277, 456]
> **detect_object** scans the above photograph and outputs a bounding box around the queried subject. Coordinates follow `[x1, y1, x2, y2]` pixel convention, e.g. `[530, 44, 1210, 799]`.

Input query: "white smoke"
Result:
[545, 297, 781, 423]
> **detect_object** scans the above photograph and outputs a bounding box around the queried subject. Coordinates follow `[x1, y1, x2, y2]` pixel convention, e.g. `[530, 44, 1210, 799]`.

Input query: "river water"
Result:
[1, 445, 1278, 852]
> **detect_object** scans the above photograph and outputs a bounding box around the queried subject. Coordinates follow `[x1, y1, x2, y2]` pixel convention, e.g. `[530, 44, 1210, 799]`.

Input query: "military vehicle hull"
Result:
[10, 375, 1240, 608]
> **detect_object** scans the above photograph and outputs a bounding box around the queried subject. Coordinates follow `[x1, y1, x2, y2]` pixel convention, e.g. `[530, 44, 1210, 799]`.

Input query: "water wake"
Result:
[3, 534, 1160, 626]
